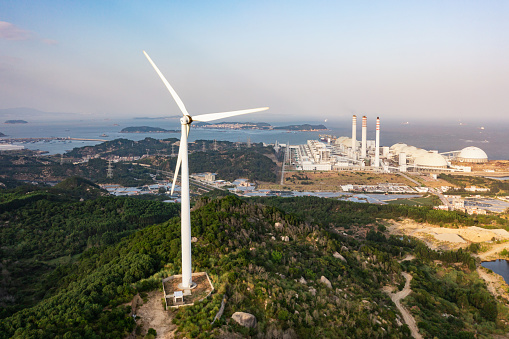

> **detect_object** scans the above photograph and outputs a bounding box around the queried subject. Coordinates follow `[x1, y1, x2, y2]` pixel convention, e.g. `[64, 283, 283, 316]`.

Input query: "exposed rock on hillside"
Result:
[231, 312, 257, 328]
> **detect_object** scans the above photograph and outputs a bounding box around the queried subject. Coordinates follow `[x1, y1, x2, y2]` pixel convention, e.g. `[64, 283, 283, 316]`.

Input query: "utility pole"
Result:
[107, 160, 113, 178]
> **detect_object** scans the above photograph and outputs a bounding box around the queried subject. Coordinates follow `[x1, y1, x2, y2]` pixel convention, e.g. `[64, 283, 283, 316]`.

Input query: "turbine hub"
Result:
[180, 115, 193, 125]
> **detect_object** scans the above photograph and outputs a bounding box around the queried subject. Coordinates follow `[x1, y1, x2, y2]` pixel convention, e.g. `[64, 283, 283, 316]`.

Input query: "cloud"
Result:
[0, 21, 33, 40]
[0, 21, 58, 45]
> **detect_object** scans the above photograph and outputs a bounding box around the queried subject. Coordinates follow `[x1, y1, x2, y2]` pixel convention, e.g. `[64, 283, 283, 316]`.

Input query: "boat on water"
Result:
[100, 134, 109, 137]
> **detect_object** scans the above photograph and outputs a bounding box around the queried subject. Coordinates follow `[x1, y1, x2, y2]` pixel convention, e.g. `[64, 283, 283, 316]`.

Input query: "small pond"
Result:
[481, 259, 509, 284]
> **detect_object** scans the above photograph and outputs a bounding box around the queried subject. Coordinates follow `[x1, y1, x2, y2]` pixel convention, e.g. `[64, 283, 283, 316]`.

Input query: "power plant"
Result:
[285, 115, 488, 174]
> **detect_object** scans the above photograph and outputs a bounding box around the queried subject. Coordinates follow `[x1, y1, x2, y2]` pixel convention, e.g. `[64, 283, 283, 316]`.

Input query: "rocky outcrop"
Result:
[231, 312, 257, 328]
[320, 276, 332, 289]
[333, 252, 347, 262]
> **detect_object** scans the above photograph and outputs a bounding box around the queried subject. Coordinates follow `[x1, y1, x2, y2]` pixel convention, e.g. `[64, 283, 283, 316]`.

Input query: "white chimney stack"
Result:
[352, 115, 357, 155]
[374, 117, 380, 168]
[361, 116, 367, 159]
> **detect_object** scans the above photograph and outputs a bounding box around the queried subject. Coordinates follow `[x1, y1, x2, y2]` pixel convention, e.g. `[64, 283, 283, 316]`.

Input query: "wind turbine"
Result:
[143, 51, 268, 289]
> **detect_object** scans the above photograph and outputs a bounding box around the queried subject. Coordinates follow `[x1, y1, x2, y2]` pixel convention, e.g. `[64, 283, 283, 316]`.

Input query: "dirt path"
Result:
[478, 242, 509, 260]
[135, 291, 176, 339]
[400, 254, 415, 262]
[384, 272, 422, 339]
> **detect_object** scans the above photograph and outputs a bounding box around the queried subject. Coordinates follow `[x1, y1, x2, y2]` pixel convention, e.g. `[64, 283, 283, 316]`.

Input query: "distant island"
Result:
[0, 132, 5, 137]
[273, 124, 328, 131]
[4, 120, 28, 124]
[120, 126, 179, 133]
[195, 121, 327, 131]
[194, 121, 271, 130]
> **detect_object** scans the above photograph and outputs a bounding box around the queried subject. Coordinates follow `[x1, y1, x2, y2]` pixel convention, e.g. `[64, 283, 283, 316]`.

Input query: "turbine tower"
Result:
[143, 51, 268, 289]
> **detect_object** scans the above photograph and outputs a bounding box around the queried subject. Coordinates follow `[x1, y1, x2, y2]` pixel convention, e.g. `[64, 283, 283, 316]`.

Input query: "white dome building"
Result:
[390, 143, 407, 153]
[414, 152, 448, 169]
[456, 146, 488, 163]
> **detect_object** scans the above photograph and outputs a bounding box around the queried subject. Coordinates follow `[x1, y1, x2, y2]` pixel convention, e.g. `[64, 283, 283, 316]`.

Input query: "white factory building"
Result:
[0, 143, 25, 151]
[285, 115, 489, 174]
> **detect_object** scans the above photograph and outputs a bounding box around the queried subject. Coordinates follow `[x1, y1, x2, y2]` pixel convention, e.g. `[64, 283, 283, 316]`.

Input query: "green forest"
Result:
[1, 181, 508, 338]
[0, 178, 179, 319]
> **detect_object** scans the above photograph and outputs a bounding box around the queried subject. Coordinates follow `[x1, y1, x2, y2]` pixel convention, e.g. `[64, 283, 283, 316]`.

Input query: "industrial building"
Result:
[284, 115, 489, 174]
[0, 143, 25, 151]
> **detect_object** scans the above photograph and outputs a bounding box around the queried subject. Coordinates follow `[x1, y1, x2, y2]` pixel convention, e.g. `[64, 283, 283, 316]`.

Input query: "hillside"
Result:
[0, 153, 156, 187]
[1, 195, 507, 338]
[0, 185, 179, 318]
[161, 148, 278, 182]
[0, 139, 278, 186]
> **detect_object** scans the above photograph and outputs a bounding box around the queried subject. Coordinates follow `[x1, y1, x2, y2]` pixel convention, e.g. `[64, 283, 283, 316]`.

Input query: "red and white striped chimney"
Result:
[361, 116, 367, 159]
[374, 117, 380, 168]
[351, 115, 357, 155]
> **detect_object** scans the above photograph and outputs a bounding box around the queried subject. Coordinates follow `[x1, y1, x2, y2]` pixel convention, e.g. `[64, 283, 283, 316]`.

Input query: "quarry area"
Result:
[387, 219, 509, 250]
[388, 218, 509, 302]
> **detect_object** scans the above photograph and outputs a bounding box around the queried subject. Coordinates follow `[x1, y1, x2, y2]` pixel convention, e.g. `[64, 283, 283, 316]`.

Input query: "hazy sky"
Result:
[1, 1, 508, 123]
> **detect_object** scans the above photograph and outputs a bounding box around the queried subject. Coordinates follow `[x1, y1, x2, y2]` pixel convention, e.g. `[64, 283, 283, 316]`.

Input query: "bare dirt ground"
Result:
[134, 291, 176, 339]
[478, 242, 509, 261]
[387, 219, 509, 304]
[387, 219, 509, 250]
[164, 273, 213, 307]
[258, 171, 419, 190]
[453, 160, 509, 175]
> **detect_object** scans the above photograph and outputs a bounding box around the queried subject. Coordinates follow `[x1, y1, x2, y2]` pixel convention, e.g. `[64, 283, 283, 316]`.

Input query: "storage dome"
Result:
[457, 146, 488, 163]
[414, 152, 448, 168]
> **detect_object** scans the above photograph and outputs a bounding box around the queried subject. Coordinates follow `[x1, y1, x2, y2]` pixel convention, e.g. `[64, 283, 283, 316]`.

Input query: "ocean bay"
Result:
[1, 118, 507, 160]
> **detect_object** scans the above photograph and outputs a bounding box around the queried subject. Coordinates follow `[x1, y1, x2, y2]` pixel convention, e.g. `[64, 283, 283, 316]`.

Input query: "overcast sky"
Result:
[1, 1, 508, 124]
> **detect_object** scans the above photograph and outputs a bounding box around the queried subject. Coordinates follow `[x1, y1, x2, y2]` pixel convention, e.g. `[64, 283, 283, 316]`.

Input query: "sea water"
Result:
[1, 118, 508, 160]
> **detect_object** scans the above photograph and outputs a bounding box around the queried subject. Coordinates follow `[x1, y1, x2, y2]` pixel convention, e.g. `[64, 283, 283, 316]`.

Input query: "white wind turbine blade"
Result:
[170, 146, 183, 196]
[143, 51, 190, 116]
[193, 107, 269, 122]
[170, 126, 190, 195]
